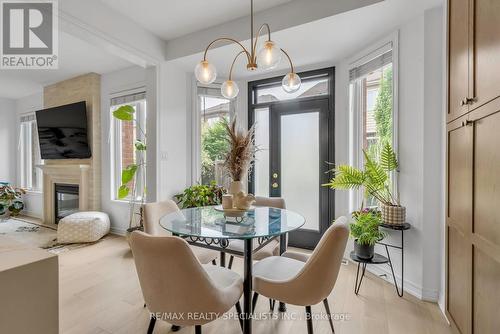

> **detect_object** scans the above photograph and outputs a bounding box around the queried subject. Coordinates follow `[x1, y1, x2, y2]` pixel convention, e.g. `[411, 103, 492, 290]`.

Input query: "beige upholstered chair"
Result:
[130, 231, 243, 334]
[143, 200, 218, 265]
[252, 217, 349, 334]
[226, 196, 286, 269]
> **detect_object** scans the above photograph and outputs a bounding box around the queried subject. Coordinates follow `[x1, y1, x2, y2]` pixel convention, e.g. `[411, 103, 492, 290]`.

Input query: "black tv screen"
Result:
[35, 101, 92, 159]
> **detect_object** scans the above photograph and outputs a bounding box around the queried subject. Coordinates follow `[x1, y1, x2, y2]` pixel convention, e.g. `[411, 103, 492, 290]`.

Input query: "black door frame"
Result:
[248, 67, 335, 249]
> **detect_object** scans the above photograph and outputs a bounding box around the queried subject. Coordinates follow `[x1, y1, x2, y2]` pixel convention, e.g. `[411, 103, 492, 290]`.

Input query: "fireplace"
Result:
[54, 184, 79, 223]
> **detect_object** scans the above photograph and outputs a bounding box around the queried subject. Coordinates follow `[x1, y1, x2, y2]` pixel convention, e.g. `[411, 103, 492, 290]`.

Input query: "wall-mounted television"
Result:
[35, 101, 92, 159]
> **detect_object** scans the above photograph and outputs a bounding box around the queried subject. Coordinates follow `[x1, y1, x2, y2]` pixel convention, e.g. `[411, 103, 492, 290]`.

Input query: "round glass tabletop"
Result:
[160, 206, 305, 240]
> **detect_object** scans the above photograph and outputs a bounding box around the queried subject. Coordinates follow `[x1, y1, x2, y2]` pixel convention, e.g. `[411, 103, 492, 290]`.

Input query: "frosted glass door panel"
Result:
[280, 112, 320, 231]
[254, 108, 270, 196]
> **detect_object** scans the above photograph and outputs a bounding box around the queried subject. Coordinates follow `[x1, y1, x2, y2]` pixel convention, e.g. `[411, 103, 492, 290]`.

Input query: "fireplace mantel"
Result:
[36, 164, 91, 225]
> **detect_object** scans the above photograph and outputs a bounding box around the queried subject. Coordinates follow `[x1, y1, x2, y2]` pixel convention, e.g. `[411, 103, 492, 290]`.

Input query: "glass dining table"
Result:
[160, 205, 305, 334]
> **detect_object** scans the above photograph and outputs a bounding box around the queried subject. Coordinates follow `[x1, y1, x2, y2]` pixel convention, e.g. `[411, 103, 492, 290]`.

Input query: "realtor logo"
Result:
[1, 0, 58, 69]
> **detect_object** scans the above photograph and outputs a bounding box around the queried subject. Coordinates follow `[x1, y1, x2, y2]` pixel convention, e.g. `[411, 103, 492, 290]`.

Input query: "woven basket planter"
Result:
[380, 204, 406, 225]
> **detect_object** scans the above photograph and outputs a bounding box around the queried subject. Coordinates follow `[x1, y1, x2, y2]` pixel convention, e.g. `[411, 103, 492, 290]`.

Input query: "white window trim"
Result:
[18, 111, 42, 192]
[348, 31, 399, 212]
[109, 86, 147, 202]
[190, 80, 236, 185]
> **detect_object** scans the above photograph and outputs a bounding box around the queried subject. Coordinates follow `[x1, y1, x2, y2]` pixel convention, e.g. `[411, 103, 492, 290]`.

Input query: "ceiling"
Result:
[100, 0, 293, 40]
[0, 31, 134, 99]
[171, 0, 443, 80]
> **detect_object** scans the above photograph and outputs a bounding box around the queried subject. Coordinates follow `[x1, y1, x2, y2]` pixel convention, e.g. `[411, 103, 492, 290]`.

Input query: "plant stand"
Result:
[350, 222, 411, 297]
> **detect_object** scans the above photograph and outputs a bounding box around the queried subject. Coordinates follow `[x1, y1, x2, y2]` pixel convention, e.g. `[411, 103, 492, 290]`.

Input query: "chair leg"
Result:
[147, 317, 156, 334]
[269, 299, 275, 312]
[228, 255, 234, 269]
[235, 301, 243, 331]
[195, 325, 202, 334]
[212, 259, 217, 265]
[252, 292, 259, 313]
[323, 299, 335, 333]
[305, 306, 313, 334]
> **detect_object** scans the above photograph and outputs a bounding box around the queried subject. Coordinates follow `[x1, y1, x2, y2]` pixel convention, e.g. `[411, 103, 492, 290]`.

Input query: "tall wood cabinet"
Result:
[446, 1, 500, 334]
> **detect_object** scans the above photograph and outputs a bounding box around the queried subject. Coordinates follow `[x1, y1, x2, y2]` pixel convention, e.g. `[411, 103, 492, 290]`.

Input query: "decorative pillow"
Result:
[57, 211, 110, 244]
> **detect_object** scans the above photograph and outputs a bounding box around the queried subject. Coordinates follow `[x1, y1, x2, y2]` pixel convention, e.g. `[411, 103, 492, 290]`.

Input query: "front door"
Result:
[251, 96, 333, 249]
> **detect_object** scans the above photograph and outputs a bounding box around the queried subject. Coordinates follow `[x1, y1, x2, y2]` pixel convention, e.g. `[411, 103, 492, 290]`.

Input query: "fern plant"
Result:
[350, 209, 385, 246]
[324, 142, 400, 206]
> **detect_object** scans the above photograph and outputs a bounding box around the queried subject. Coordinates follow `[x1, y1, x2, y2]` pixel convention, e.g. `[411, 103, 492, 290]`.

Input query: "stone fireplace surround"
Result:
[37, 73, 101, 226]
[37, 164, 90, 225]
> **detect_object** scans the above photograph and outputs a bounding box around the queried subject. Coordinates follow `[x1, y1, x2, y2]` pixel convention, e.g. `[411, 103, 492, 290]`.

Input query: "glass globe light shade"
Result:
[257, 41, 282, 70]
[221, 80, 239, 99]
[282, 72, 301, 93]
[195, 60, 217, 84]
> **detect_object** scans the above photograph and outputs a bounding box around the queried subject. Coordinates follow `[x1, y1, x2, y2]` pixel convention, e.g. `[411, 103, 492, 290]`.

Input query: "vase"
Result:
[380, 204, 406, 225]
[229, 180, 244, 196]
[354, 239, 374, 260]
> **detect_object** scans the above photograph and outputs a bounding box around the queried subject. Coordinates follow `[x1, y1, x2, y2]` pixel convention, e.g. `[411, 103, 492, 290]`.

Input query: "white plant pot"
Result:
[229, 180, 244, 196]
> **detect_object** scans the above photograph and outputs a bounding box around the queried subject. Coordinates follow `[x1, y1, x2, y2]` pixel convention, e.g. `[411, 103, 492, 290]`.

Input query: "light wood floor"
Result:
[59, 235, 453, 334]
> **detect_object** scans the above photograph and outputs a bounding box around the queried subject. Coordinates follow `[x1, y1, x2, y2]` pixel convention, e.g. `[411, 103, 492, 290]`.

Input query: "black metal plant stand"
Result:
[350, 222, 411, 297]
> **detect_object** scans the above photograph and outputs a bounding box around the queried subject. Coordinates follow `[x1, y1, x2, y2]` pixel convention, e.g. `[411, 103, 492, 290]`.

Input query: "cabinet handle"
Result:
[465, 97, 476, 105]
[461, 120, 474, 127]
[460, 98, 467, 106]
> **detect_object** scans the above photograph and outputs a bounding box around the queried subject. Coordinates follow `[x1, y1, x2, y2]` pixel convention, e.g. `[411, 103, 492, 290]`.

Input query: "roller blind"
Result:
[110, 91, 146, 106]
[349, 50, 392, 82]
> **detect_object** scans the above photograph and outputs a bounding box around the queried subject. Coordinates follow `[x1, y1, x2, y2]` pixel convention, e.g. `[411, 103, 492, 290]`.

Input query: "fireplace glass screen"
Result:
[54, 184, 79, 223]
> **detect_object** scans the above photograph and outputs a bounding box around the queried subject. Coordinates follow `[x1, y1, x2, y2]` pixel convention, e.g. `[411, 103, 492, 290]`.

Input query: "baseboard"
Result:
[20, 210, 43, 220]
[348, 259, 439, 302]
[110, 227, 127, 236]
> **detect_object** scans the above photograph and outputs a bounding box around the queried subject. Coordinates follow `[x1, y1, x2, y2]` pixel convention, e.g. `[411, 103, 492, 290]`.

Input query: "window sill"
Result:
[24, 189, 43, 195]
[110, 198, 146, 205]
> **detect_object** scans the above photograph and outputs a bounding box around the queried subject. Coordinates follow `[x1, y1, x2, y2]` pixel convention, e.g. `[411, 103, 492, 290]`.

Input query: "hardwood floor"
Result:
[59, 235, 453, 334]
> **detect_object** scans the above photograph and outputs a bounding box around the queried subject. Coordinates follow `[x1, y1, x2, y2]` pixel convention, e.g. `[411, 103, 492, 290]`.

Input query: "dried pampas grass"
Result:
[223, 117, 256, 181]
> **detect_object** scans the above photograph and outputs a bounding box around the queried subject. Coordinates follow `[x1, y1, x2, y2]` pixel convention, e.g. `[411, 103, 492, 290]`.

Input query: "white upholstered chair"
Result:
[251, 217, 349, 334]
[143, 200, 219, 265]
[130, 232, 243, 334]
[225, 196, 286, 269]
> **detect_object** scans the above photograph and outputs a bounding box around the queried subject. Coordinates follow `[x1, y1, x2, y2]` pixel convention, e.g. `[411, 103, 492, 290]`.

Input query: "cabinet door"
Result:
[472, 0, 500, 109]
[448, 0, 470, 121]
[446, 122, 473, 334]
[472, 112, 500, 334]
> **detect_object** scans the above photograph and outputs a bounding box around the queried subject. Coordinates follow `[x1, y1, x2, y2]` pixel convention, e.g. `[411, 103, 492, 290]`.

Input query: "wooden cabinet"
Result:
[447, 1, 500, 333]
[447, 0, 470, 121]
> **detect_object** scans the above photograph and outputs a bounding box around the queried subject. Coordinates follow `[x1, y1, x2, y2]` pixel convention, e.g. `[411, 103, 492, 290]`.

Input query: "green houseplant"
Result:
[0, 185, 26, 218]
[349, 209, 385, 259]
[324, 142, 406, 225]
[112, 105, 147, 238]
[174, 182, 226, 209]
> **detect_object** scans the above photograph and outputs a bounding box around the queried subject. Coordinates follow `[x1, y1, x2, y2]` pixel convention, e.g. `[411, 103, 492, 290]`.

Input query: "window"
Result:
[111, 91, 147, 200]
[195, 84, 235, 185]
[255, 76, 328, 103]
[19, 114, 42, 191]
[350, 43, 396, 207]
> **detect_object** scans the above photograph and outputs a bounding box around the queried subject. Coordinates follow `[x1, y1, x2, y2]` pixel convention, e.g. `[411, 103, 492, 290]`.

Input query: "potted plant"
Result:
[324, 142, 406, 225]
[350, 209, 385, 259]
[112, 105, 147, 241]
[174, 182, 226, 209]
[222, 118, 256, 195]
[0, 185, 26, 218]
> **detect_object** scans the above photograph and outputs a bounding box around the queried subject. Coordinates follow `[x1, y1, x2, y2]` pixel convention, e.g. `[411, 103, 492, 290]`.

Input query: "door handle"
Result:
[272, 182, 279, 188]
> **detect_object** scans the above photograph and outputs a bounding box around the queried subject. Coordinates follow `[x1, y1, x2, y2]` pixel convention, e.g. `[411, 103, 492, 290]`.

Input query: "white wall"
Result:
[15, 93, 44, 219]
[333, 6, 444, 301]
[100, 66, 147, 234]
[0, 98, 17, 183]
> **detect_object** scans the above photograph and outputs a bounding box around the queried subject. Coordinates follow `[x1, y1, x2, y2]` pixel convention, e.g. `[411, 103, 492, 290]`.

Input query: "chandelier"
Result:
[194, 0, 301, 99]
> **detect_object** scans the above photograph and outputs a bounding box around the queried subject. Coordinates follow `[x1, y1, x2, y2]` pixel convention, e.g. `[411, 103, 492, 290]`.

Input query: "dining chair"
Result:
[130, 231, 244, 334]
[225, 196, 286, 269]
[251, 217, 349, 334]
[143, 200, 219, 265]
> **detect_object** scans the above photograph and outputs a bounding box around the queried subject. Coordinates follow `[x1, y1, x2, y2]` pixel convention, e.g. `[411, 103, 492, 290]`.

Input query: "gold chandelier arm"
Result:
[251, 23, 272, 61]
[203, 37, 251, 63]
[228, 50, 247, 81]
[280, 48, 295, 73]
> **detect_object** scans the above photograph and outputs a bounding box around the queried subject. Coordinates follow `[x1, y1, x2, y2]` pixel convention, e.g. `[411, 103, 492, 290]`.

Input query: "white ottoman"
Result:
[57, 211, 110, 244]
